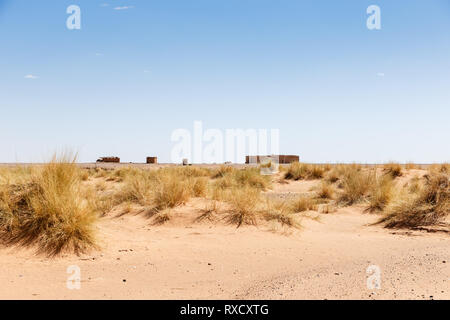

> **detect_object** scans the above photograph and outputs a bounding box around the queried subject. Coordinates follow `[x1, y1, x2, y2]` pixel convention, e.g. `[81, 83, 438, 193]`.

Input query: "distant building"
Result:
[146, 157, 158, 164]
[96, 157, 120, 163]
[245, 155, 299, 164]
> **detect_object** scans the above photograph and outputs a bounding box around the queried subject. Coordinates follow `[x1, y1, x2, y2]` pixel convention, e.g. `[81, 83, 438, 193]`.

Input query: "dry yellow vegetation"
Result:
[1, 158, 448, 256]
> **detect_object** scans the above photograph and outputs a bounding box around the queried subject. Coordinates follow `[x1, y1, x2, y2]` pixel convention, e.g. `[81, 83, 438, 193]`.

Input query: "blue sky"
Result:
[0, 0, 449, 163]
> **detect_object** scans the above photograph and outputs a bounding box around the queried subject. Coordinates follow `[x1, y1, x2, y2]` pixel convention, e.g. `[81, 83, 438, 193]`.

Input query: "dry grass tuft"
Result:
[152, 209, 172, 225]
[233, 168, 271, 190]
[262, 199, 302, 228]
[366, 175, 394, 212]
[226, 187, 260, 227]
[284, 163, 327, 180]
[378, 171, 449, 228]
[383, 162, 403, 178]
[152, 173, 191, 210]
[337, 168, 375, 205]
[211, 165, 234, 178]
[196, 200, 221, 223]
[317, 181, 335, 199]
[429, 163, 450, 174]
[0, 154, 97, 256]
[291, 196, 316, 212]
[189, 177, 209, 197]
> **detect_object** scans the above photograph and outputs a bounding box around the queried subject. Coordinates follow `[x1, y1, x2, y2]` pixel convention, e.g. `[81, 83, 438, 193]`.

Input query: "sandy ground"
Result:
[0, 171, 448, 300]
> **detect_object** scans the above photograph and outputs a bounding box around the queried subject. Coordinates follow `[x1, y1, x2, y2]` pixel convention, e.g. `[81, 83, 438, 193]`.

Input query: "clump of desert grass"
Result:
[383, 162, 403, 178]
[291, 196, 317, 212]
[151, 173, 191, 210]
[323, 164, 364, 184]
[0, 154, 97, 256]
[262, 198, 302, 229]
[365, 175, 394, 212]
[225, 186, 261, 227]
[284, 162, 328, 180]
[210, 167, 271, 195]
[196, 200, 221, 223]
[114, 169, 158, 205]
[233, 168, 271, 190]
[429, 163, 450, 174]
[404, 176, 421, 194]
[378, 171, 449, 228]
[210, 165, 234, 178]
[337, 167, 375, 205]
[316, 181, 335, 199]
[152, 209, 172, 225]
[111, 167, 209, 211]
[189, 177, 209, 197]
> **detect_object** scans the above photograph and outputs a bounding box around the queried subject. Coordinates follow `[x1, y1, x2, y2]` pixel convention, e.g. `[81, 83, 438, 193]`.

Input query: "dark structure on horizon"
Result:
[146, 157, 158, 164]
[96, 157, 120, 163]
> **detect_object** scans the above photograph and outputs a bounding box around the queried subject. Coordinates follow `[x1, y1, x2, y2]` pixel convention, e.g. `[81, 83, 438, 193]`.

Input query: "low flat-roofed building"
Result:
[245, 155, 299, 164]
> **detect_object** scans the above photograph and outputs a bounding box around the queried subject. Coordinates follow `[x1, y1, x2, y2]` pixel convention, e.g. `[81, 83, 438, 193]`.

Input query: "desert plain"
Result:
[0, 160, 448, 299]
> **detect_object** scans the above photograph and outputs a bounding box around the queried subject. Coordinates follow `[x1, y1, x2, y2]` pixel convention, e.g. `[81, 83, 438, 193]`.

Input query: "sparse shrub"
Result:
[190, 177, 208, 197]
[309, 165, 326, 179]
[291, 196, 316, 212]
[284, 163, 327, 180]
[378, 172, 449, 228]
[262, 199, 301, 228]
[405, 176, 421, 194]
[169, 166, 211, 179]
[211, 165, 234, 179]
[429, 163, 450, 174]
[152, 209, 171, 225]
[325, 169, 340, 183]
[152, 173, 190, 210]
[0, 154, 97, 256]
[284, 162, 309, 180]
[226, 186, 260, 227]
[116, 170, 157, 205]
[233, 168, 271, 190]
[337, 168, 375, 205]
[196, 200, 221, 222]
[383, 162, 403, 178]
[317, 181, 335, 199]
[366, 175, 394, 212]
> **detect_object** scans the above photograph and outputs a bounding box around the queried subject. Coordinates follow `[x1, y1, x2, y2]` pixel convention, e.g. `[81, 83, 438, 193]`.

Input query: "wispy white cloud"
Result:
[377, 72, 385, 77]
[24, 74, 39, 79]
[100, 3, 109, 7]
[114, 6, 134, 10]
[95, 53, 104, 56]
